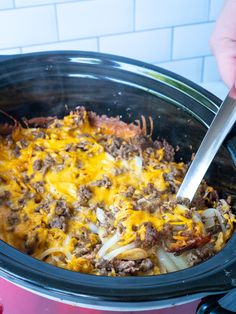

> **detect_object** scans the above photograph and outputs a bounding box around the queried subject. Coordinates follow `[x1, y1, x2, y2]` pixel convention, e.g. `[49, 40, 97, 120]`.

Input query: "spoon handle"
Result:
[176, 85, 236, 202]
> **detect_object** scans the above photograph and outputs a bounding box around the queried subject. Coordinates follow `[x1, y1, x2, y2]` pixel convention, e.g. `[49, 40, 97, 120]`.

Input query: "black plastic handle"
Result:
[197, 293, 236, 313]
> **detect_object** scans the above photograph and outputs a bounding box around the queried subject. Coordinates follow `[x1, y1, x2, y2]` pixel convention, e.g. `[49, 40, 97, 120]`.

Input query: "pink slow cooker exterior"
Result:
[0, 277, 200, 314]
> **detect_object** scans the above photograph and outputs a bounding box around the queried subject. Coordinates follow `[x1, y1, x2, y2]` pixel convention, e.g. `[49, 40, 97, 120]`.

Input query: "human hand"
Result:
[210, 0, 236, 88]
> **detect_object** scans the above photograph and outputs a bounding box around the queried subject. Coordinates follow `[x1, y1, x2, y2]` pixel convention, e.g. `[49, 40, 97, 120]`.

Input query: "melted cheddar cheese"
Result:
[0, 109, 234, 276]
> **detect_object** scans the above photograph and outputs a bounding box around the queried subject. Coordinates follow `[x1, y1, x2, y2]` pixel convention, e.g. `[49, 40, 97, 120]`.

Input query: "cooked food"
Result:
[0, 107, 234, 276]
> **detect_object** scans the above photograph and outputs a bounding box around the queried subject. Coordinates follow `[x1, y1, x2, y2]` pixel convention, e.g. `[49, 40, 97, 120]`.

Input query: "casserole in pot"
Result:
[0, 51, 235, 311]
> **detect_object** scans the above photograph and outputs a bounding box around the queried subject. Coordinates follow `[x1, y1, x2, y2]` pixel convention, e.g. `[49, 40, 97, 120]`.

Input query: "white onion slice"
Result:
[103, 243, 136, 261]
[89, 223, 99, 234]
[202, 208, 226, 233]
[157, 248, 178, 273]
[166, 252, 189, 270]
[37, 247, 72, 261]
[96, 207, 106, 223]
[97, 232, 121, 258]
[134, 156, 142, 170]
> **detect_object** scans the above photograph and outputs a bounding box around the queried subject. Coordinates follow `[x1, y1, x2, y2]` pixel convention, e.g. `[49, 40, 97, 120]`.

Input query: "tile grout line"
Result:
[53, 4, 60, 41]
[133, 0, 136, 32]
[207, 0, 212, 20]
[170, 26, 174, 61]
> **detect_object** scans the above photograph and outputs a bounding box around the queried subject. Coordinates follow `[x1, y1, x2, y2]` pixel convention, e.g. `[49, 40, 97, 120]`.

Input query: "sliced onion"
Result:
[37, 247, 72, 261]
[106, 153, 115, 161]
[96, 207, 106, 223]
[63, 235, 71, 246]
[103, 242, 136, 261]
[202, 208, 226, 233]
[157, 248, 178, 273]
[89, 223, 99, 234]
[134, 156, 142, 170]
[97, 232, 121, 258]
[166, 252, 189, 270]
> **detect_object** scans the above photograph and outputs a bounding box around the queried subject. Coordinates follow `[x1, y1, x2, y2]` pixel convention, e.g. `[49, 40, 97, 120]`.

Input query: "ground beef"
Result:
[78, 185, 92, 205]
[32, 181, 45, 194]
[130, 135, 153, 150]
[91, 176, 112, 188]
[73, 107, 86, 126]
[113, 260, 137, 275]
[13, 144, 20, 158]
[7, 212, 20, 226]
[163, 140, 175, 162]
[124, 186, 135, 198]
[186, 243, 215, 266]
[19, 139, 29, 149]
[113, 258, 154, 275]
[34, 196, 52, 213]
[24, 232, 38, 254]
[139, 258, 154, 272]
[33, 159, 43, 171]
[134, 197, 161, 213]
[49, 215, 67, 232]
[143, 183, 160, 197]
[0, 190, 10, 205]
[105, 137, 139, 159]
[138, 222, 160, 249]
[55, 200, 70, 216]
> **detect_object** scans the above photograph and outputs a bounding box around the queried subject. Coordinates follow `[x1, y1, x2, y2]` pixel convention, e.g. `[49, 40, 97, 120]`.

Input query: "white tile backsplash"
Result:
[100, 29, 171, 63]
[0, 0, 226, 91]
[0, 0, 14, 9]
[22, 39, 98, 53]
[173, 22, 214, 59]
[136, 0, 209, 30]
[0, 6, 57, 49]
[209, 0, 225, 21]
[203, 55, 221, 82]
[57, 0, 134, 41]
[15, 0, 73, 7]
[158, 58, 203, 82]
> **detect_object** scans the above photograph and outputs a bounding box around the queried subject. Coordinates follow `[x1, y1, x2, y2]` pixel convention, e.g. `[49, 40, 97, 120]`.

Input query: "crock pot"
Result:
[0, 51, 236, 314]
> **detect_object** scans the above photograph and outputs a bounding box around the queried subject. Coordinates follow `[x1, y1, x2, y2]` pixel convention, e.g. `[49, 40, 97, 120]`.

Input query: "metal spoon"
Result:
[176, 84, 236, 202]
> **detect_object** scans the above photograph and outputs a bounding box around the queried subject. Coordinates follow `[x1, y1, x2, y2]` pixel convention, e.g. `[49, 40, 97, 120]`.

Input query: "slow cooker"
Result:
[0, 51, 236, 314]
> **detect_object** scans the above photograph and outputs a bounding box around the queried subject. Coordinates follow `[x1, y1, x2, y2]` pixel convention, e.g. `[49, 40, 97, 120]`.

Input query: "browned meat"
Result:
[78, 185, 92, 205]
[7, 212, 20, 226]
[55, 200, 70, 216]
[32, 181, 45, 194]
[49, 216, 67, 232]
[91, 176, 112, 188]
[139, 258, 154, 272]
[33, 159, 43, 171]
[139, 222, 160, 249]
[124, 186, 135, 198]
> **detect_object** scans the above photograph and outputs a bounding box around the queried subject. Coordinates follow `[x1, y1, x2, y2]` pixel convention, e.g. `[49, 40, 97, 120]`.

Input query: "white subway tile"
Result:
[136, 0, 209, 30]
[157, 58, 203, 83]
[203, 55, 221, 82]
[0, 6, 57, 49]
[15, 0, 72, 7]
[173, 23, 214, 59]
[209, 0, 225, 20]
[0, 0, 14, 9]
[99, 29, 171, 63]
[0, 48, 21, 55]
[57, 0, 134, 40]
[201, 81, 228, 99]
[22, 38, 98, 53]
